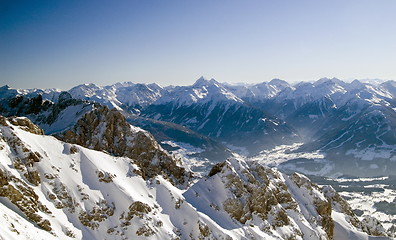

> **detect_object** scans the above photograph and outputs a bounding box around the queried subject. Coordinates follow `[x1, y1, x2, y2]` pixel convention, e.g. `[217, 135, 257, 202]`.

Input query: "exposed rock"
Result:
[96, 170, 115, 183]
[136, 225, 155, 237]
[208, 161, 227, 177]
[322, 185, 361, 227]
[0, 118, 43, 186]
[360, 216, 387, 236]
[201, 159, 305, 238]
[57, 106, 193, 187]
[79, 200, 115, 230]
[0, 169, 52, 232]
[8, 117, 44, 135]
[127, 201, 152, 219]
[291, 173, 334, 239]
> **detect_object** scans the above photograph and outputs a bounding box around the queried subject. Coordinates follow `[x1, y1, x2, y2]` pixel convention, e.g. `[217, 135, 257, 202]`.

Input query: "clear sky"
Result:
[1, 0, 396, 90]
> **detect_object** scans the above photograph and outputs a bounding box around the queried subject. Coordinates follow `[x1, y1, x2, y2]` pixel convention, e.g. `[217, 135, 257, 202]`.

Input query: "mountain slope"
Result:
[0, 115, 215, 239]
[56, 105, 192, 187]
[0, 116, 388, 240]
[68, 82, 165, 113]
[0, 90, 192, 187]
[142, 78, 300, 155]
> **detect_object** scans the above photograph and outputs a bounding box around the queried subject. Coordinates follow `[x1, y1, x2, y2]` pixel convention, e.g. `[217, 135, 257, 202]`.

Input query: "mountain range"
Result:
[3, 77, 396, 177]
[1, 77, 396, 239]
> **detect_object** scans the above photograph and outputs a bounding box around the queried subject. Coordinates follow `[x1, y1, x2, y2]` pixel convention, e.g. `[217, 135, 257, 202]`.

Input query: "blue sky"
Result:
[1, 0, 396, 89]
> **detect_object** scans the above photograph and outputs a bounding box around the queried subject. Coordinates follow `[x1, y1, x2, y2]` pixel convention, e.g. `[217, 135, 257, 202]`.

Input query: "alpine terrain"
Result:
[0, 77, 395, 239]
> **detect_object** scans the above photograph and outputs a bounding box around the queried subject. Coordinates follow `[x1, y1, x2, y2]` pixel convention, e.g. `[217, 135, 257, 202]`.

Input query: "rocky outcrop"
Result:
[185, 158, 330, 239]
[185, 158, 393, 240]
[0, 116, 43, 186]
[290, 173, 334, 239]
[7, 116, 44, 135]
[0, 169, 52, 232]
[220, 163, 298, 227]
[322, 185, 388, 237]
[57, 106, 192, 187]
[0, 117, 52, 232]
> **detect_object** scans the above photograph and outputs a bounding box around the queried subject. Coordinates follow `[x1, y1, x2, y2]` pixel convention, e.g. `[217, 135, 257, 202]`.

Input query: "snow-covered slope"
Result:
[0, 116, 389, 239]
[142, 77, 300, 155]
[0, 85, 61, 103]
[68, 82, 164, 112]
[156, 77, 243, 106]
[224, 79, 290, 100]
[0, 89, 193, 187]
[0, 115, 207, 239]
[0, 90, 94, 135]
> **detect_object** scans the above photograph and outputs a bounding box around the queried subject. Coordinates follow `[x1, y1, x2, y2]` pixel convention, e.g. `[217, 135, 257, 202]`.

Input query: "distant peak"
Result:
[58, 91, 73, 104]
[269, 78, 289, 87]
[0, 85, 10, 90]
[71, 83, 99, 90]
[350, 79, 364, 86]
[351, 79, 362, 84]
[193, 76, 219, 87]
[113, 81, 135, 88]
[317, 77, 341, 83]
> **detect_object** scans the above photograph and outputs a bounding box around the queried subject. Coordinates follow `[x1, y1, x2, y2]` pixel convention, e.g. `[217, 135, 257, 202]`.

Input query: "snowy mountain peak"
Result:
[156, 77, 243, 106]
[269, 78, 290, 88]
[67, 81, 165, 111]
[193, 76, 220, 87]
[111, 81, 136, 88]
[69, 83, 101, 99]
[0, 85, 10, 90]
[314, 77, 343, 86]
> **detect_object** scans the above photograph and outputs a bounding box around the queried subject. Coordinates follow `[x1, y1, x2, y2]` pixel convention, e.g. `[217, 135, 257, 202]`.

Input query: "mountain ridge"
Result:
[0, 116, 390, 239]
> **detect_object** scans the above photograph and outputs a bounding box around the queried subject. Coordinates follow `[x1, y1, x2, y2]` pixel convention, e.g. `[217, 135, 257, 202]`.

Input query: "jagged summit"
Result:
[193, 76, 218, 86]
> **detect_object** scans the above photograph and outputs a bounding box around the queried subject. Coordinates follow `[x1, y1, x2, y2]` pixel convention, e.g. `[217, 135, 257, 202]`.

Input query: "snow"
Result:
[67, 82, 164, 110]
[336, 177, 396, 231]
[224, 79, 290, 100]
[331, 177, 389, 183]
[3, 77, 396, 239]
[249, 143, 325, 167]
[0, 201, 59, 240]
[155, 77, 244, 107]
[332, 211, 391, 240]
[40, 104, 94, 134]
[0, 118, 313, 239]
[346, 145, 396, 161]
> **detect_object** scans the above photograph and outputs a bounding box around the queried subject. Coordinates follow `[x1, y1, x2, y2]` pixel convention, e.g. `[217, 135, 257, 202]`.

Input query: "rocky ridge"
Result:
[56, 105, 192, 187]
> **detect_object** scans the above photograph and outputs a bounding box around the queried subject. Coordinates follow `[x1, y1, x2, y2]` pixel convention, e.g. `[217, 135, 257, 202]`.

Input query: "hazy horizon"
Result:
[2, 76, 394, 91]
[1, 0, 396, 89]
